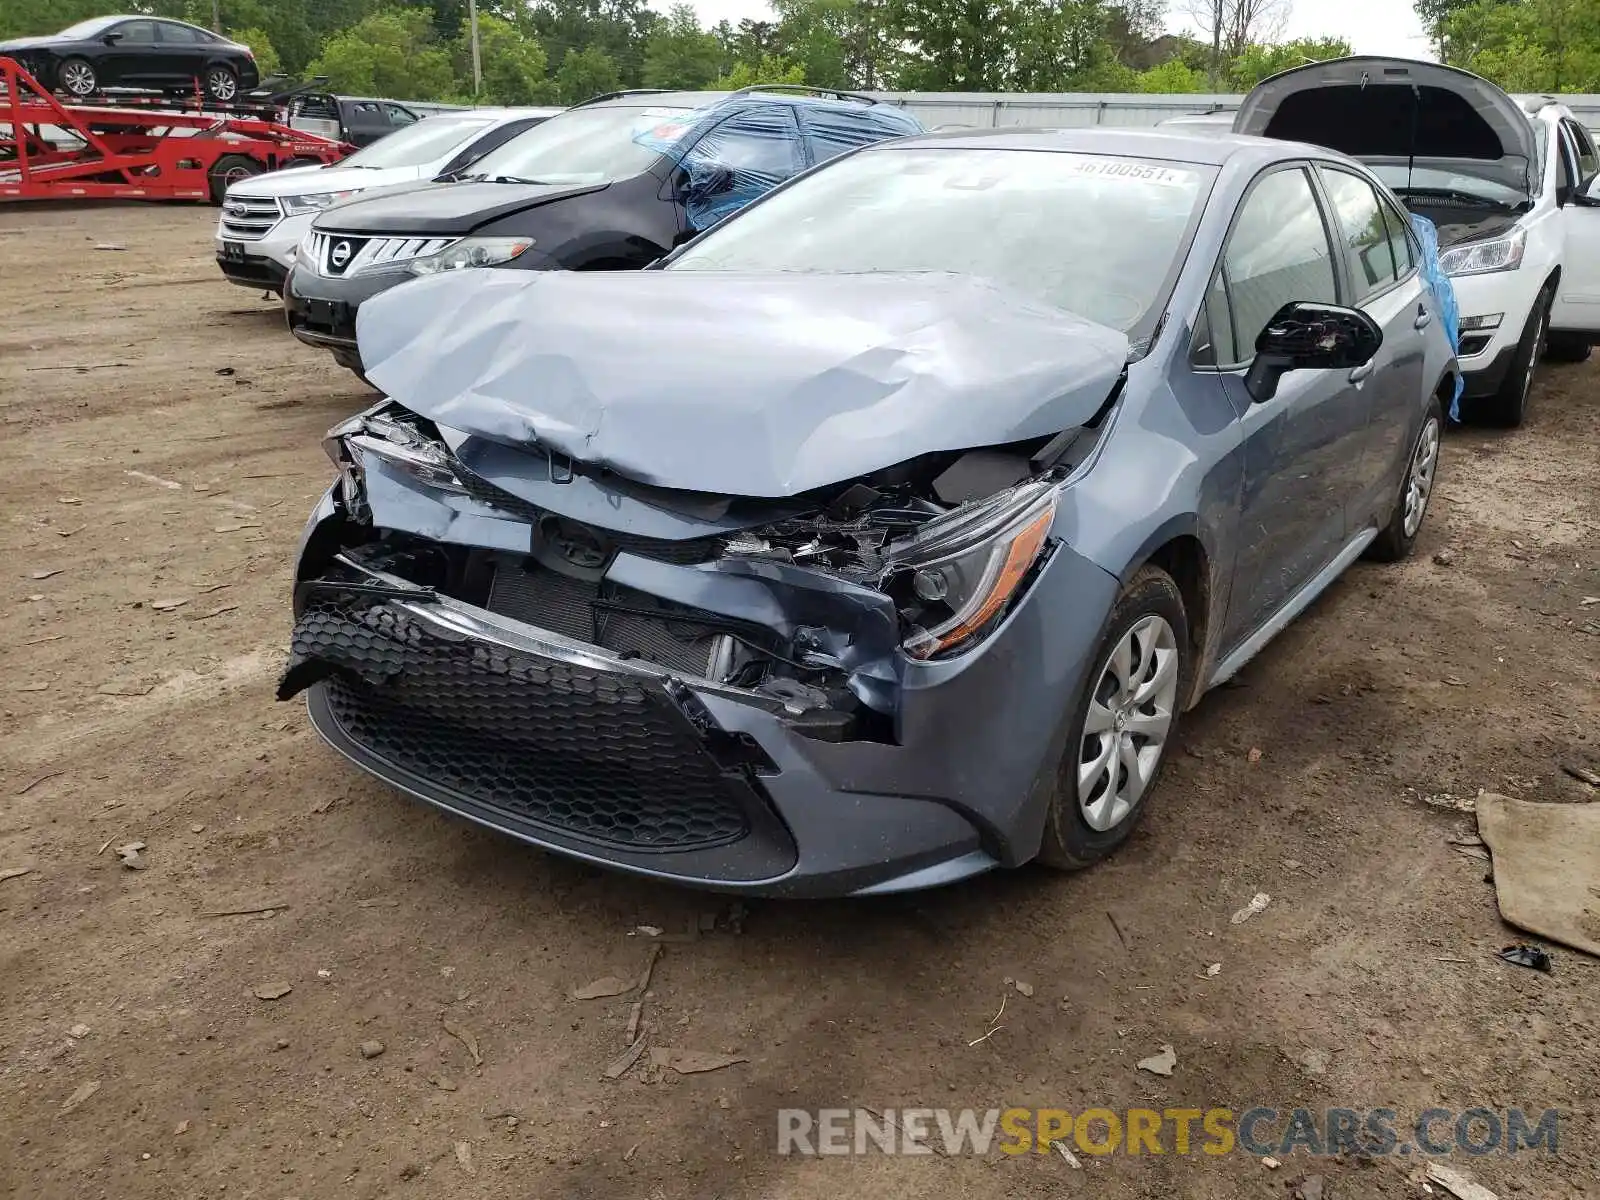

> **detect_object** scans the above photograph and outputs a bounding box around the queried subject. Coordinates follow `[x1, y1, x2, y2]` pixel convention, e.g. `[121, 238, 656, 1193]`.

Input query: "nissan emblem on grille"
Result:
[329, 240, 353, 270]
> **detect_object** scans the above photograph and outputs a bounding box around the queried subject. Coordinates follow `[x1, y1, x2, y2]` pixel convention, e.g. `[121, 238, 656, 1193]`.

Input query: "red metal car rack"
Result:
[1, 56, 353, 203]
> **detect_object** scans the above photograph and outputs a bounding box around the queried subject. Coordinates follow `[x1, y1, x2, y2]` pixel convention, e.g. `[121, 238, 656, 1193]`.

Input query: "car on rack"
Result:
[215, 107, 561, 295]
[282, 93, 467, 148]
[1234, 56, 1600, 425]
[0, 15, 259, 102]
[282, 86, 923, 378]
[277, 125, 1457, 897]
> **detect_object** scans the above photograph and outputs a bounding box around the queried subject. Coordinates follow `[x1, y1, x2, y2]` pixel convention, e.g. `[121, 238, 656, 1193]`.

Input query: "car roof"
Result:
[580, 88, 913, 118]
[873, 125, 1344, 169]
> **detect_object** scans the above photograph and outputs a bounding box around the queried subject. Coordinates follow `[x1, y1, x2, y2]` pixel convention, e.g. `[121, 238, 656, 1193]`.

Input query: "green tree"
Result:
[1134, 55, 1206, 91]
[890, 0, 1019, 89]
[1227, 35, 1352, 89]
[712, 53, 807, 89]
[306, 8, 457, 100]
[524, 0, 656, 88]
[552, 43, 621, 102]
[1442, 0, 1600, 91]
[230, 25, 281, 77]
[772, 0, 896, 89]
[641, 3, 722, 88]
[460, 12, 554, 102]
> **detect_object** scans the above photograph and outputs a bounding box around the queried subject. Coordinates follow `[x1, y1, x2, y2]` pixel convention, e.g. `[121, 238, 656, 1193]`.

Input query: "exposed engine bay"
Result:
[297, 398, 1112, 742]
[1397, 198, 1521, 249]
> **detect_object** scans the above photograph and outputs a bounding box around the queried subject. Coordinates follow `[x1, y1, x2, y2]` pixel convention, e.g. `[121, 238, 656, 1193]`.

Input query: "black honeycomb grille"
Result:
[290, 599, 753, 851]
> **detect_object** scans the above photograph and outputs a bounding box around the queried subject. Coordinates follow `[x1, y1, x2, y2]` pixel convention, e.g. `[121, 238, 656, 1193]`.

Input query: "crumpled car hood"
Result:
[358, 268, 1129, 498]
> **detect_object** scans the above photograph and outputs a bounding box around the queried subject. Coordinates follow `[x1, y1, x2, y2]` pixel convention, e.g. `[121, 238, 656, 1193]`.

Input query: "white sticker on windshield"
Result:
[1059, 157, 1193, 186]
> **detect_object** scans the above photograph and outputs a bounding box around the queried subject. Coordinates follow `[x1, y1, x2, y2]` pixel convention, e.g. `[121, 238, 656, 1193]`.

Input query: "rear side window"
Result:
[1378, 195, 1416, 273]
[385, 104, 420, 126]
[1320, 168, 1400, 301]
[1213, 167, 1339, 365]
[799, 105, 899, 166]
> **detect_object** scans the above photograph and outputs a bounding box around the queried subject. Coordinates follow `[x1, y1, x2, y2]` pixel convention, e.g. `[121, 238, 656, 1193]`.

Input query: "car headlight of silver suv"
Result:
[281, 189, 362, 215]
[1439, 225, 1526, 277]
[407, 236, 535, 275]
[882, 479, 1057, 660]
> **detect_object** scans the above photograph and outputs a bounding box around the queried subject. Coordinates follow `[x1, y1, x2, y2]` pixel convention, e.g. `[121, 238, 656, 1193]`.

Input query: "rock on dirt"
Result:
[359, 1040, 385, 1059]
[1136, 1044, 1177, 1076]
[252, 982, 292, 1001]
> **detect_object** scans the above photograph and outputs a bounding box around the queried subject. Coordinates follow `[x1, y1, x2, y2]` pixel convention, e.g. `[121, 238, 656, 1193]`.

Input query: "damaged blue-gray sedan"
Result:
[278, 127, 1458, 897]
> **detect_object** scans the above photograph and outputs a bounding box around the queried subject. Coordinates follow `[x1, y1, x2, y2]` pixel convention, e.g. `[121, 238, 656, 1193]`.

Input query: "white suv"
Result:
[214, 107, 560, 295]
[1236, 58, 1600, 425]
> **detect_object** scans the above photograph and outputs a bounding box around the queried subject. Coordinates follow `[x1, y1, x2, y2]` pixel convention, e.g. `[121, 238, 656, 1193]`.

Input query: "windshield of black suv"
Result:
[669, 145, 1213, 337]
[339, 117, 496, 170]
[462, 104, 695, 185]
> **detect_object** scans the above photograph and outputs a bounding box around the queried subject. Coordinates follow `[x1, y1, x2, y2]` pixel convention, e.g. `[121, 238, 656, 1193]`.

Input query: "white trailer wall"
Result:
[868, 91, 1600, 134]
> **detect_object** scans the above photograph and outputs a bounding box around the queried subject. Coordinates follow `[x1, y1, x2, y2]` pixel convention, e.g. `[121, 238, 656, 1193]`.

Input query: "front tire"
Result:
[1037, 566, 1191, 870]
[58, 57, 98, 97]
[1477, 287, 1550, 428]
[1367, 396, 1443, 563]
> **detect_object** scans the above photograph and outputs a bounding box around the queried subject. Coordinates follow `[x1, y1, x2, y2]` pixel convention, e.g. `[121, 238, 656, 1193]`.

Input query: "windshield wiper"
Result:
[1394, 187, 1509, 209]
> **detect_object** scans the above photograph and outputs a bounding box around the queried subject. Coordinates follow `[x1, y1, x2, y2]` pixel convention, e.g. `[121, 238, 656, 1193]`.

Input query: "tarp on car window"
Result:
[632, 97, 924, 231]
[798, 102, 922, 165]
[1410, 213, 1465, 420]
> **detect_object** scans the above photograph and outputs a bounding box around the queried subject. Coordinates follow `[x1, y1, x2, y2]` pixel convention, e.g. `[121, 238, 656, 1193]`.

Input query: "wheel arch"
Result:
[1118, 517, 1216, 711]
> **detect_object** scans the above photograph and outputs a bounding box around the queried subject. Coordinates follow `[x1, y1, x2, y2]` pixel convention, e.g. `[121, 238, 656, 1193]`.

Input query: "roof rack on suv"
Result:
[727, 83, 879, 106]
[571, 88, 674, 108]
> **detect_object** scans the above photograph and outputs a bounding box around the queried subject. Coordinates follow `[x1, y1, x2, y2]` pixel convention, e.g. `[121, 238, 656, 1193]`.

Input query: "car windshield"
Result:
[669, 146, 1213, 336]
[463, 104, 695, 185]
[1369, 163, 1528, 208]
[339, 118, 495, 170]
[57, 16, 119, 37]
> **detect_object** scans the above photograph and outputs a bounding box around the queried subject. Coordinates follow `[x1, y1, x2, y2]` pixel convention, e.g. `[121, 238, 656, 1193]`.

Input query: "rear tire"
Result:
[1544, 333, 1592, 363]
[1476, 287, 1550, 428]
[1367, 395, 1443, 563]
[208, 154, 262, 204]
[58, 57, 97, 97]
[1036, 566, 1191, 870]
[203, 64, 239, 103]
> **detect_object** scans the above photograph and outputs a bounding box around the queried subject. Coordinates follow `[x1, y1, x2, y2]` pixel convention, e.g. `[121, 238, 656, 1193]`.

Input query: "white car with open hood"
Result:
[213, 106, 561, 295]
[1236, 57, 1600, 426]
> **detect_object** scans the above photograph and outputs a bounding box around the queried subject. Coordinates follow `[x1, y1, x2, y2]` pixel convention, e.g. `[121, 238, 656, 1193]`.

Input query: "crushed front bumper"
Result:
[282, 486, 1121, 897]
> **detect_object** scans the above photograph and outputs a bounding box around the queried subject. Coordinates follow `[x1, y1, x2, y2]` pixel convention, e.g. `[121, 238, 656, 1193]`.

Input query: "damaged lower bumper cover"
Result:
[281, 480, 1119, 898]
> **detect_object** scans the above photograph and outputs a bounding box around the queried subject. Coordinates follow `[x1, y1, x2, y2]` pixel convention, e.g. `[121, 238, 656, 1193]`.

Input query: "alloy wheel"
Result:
[1402, 416, 1440, 539]
[1077, 614, 1179, 832]
[61, 61, 96, 95]
[207, 68, 238, 101]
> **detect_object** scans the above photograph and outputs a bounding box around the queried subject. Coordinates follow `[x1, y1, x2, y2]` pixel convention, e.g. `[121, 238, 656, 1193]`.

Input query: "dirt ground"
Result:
[1, 204, 1597, 1200]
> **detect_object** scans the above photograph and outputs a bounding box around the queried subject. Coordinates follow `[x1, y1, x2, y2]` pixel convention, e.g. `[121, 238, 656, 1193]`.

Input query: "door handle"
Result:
[1349, 360, 1376, 384]
[1414, 306, 1433, 330]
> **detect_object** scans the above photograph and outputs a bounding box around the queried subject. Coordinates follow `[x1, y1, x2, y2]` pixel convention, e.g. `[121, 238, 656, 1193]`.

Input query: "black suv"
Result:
[283, 86, 922, 377]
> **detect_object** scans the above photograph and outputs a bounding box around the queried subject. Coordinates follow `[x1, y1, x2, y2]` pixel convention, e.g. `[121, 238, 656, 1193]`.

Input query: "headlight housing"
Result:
[1439, 226, 1525, 277]
[408, 236, 534, 275]
[883, 479, 1057, 661]
[280, 189, 362, 215]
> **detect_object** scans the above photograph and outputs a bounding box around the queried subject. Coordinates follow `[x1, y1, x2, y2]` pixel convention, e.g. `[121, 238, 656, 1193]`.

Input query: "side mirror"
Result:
[1576, 176, 1600, 207]
[101, 31, 123, 44]
[1244, 302, 1383, 404]
[680, 163, 733, 197]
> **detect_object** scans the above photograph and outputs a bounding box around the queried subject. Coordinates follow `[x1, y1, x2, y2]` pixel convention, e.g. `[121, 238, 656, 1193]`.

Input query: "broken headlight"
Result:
[884, 479, 1056, 661]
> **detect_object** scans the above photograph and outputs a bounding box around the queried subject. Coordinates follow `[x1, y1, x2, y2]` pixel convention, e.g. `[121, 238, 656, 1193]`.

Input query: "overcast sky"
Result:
[671, 0, 1437, 62]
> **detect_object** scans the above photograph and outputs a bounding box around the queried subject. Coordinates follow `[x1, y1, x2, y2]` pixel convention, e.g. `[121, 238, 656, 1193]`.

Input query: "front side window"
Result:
[1320, 167, 1399, 302]
[670, 146, 1212, 340]
[465, 104, 694, 185]
[679, 106, 804, 229]
[1564, 119, 1599, 187]
[113, 20, 158, 43]
[1217, 167, 1339, 364]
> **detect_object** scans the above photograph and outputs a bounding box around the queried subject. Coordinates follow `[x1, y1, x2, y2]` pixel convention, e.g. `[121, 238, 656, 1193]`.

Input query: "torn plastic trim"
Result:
[321, 553, 812, 717]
